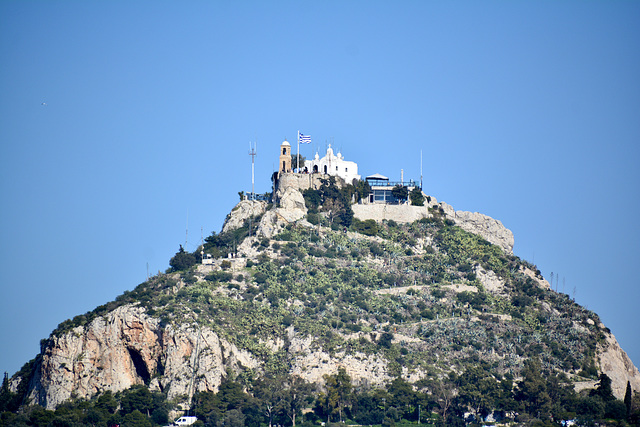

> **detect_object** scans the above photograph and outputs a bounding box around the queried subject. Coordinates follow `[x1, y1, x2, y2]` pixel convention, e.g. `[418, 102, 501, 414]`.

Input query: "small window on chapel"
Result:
[336, 166, 338, 171]
[283, 148, 286, 155]
[345, 168, 348, 172]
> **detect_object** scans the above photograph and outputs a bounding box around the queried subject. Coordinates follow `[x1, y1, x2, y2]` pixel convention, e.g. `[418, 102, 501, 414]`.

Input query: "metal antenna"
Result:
[249, 141, 257, 200]
[185, 209, 189, 251]
[249, 141, 257, 238]
[420, 150, 423, 189]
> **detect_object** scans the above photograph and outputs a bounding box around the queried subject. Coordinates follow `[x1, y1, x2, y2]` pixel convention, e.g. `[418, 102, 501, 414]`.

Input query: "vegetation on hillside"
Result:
[2, 366, 639, 426]
[2, 182, 637, 426]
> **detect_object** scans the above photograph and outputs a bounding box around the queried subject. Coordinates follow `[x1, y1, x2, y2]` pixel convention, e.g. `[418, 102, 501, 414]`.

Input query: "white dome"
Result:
[281, 140, 290, 146]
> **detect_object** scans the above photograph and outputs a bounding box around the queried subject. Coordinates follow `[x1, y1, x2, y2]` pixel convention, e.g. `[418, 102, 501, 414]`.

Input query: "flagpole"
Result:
[297, 130, 300, 173]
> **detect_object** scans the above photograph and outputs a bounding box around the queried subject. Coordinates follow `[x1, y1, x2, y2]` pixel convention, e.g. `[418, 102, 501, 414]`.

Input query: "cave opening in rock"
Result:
[127, 348, 150, 384]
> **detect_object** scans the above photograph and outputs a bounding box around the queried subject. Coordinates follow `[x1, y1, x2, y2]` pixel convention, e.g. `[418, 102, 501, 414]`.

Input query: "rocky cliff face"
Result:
[29, 305, 258, 409]
[598, 333, 640, 399]
[30, 300, 639, 408]
[29, 303, 398, 409]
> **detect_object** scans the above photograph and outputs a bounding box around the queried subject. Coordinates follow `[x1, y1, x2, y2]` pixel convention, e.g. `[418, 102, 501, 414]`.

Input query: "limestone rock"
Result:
[29, 305, 162, 409]
[255, 183, 308, 238]
[278, 186, 306, 212]
[256, 210, 281, 238]
[452, 210, 514, 253]
[30, 306, 401, 410]
[521, 266, 550, 289]
[475, 267, 505, 293]
[29, 304, 259, 409]
[597, 332, 640, 400]
[222, 200, 267, 234]
[288, 332, 391, 388]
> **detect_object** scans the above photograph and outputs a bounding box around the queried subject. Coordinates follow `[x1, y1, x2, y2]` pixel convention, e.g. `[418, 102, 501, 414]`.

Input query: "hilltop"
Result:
[1, 171, 639, 426]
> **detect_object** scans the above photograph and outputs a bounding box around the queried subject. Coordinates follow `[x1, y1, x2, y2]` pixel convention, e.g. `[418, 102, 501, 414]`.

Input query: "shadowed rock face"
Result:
[28, 305, 258, 409]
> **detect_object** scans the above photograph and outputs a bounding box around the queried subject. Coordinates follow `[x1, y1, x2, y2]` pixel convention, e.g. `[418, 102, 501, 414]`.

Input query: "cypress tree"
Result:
[625, 381, 632, 417]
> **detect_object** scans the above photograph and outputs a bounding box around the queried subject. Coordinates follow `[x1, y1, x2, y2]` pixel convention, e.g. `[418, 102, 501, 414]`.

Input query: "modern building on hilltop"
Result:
[365, 173, 420, 204]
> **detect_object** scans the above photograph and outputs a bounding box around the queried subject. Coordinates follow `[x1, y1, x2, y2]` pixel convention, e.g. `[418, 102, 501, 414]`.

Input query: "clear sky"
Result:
[1, 1, 638, 378]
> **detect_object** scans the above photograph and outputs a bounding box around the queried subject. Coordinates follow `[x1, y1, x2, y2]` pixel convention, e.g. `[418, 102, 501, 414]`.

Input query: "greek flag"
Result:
[299, 133, 311, 143]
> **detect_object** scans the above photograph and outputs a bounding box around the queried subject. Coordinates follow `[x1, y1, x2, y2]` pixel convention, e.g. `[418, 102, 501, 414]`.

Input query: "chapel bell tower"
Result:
[279, 140, 292, 174]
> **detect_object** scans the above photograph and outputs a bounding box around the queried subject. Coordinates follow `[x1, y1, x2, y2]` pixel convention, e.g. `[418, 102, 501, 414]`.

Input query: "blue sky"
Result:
[1, 1, 639, 377]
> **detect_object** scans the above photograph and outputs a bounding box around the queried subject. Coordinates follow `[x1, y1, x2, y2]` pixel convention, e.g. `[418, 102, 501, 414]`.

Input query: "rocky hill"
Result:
[3, 174, 639, 425]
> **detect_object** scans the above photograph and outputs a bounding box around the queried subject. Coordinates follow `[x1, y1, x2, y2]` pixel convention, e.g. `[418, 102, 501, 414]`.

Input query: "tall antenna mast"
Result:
[420, 150, 423, 189]
[249, 141, 257, 200]
[185, 209, 189, 250]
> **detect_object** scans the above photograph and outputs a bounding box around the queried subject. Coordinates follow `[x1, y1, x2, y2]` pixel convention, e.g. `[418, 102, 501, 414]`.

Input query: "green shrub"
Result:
[253, 272, 268, 284]
[169, 246, 197, 272]
[351, 218, 379, 236]
[307, 212, 320, 225]
[410, 187, 424, 206]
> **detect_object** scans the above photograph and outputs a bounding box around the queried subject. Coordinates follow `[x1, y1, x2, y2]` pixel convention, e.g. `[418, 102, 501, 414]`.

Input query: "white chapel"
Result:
[304, 145, 361, 184]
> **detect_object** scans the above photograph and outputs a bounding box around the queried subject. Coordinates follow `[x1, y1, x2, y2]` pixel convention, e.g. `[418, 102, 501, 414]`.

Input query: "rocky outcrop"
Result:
[29, 303, 403, 410]
[256, 187, 308, 238]
[597, 333, 640, 400]
[288, 331, 391, 388]
[450, 209, 514, 253]
[222, 200, 267, 234]
[252, 175, 314, 238]
[29, 305, 259, 409]
[278, 186, 307, 213]
[29, 305, 162, 409]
